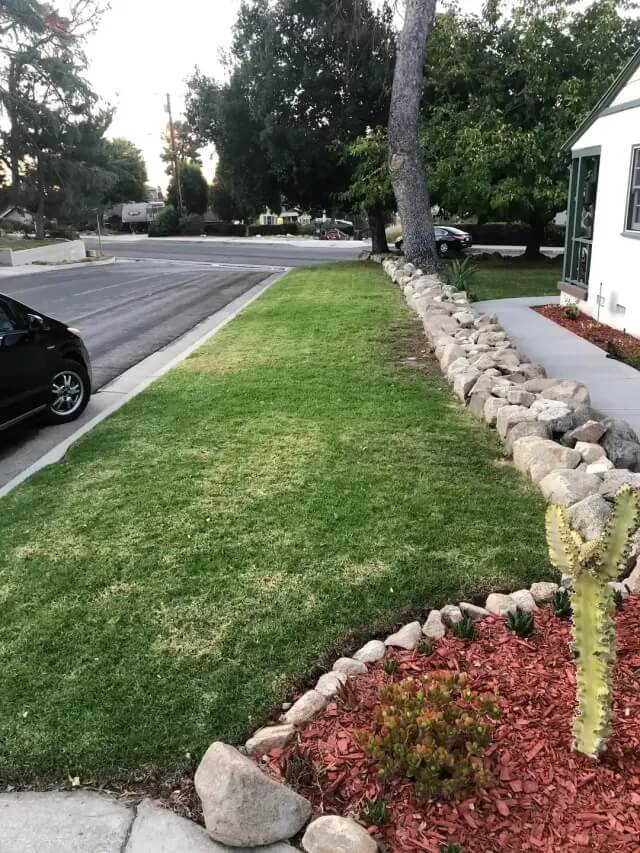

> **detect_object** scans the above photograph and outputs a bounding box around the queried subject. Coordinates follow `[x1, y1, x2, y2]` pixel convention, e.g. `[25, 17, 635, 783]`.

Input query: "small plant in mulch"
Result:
[613, 588, 626, 612]
[282, 751, 316, 791]
[506, 608, 534, 638]
[453, 615, 476, 640]
[417, 639, 434, 655]
[564, 302, 580, 321]
[360, 795, 389, 827]
[440, 845, 464, 853]
[382, 656, 400, 676]
[552, 587, 572, 618]
[335, 678, 361, 712]
[356, 671, 499, 800]
[546, 485, 640, 758]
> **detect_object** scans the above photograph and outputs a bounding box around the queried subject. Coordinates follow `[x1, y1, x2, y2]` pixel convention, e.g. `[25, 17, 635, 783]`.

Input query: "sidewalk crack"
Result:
[120, 803, 138, 853]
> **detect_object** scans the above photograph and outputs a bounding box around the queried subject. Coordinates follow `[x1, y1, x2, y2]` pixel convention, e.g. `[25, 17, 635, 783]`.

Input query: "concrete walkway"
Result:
[0, 793, 295, 852]
[477, 296, 640, 435]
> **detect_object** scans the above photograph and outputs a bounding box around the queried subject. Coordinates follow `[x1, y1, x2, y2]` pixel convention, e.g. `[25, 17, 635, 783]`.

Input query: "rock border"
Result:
[193, 256, 640, 851]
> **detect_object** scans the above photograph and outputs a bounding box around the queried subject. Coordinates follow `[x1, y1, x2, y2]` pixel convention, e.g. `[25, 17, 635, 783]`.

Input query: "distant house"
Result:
[560, 48, 640, 337]
[258, 207, 312, 226]
[0, 206, 33, 228]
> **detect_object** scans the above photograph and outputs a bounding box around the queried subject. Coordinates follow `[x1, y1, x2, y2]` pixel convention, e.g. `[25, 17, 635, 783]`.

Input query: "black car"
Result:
[0, 293, 92, 432]
[395, 226, 473, 256]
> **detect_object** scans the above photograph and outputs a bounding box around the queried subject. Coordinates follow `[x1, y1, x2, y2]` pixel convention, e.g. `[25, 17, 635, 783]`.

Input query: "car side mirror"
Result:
[28, 313, 45, 331]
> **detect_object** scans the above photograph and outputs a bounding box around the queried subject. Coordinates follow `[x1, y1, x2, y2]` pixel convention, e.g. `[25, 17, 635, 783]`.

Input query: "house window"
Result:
[626, 146, 640, 232]
[563, 152, 600, 289]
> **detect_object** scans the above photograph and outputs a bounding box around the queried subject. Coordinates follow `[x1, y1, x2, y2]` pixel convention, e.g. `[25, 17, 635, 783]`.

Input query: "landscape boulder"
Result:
[284, 691, 327, 727]
[333, 657, 368, 676]
[496, 405, 538, 440]
[245, 725, 296, 757]
[512, 436, 580, 484]
[195, 743, 311, 848]
[565, 420, 607, 445]
[510, 589, 537, 612]
[385, 621, 422, 650]
[504, 420, 550, 456]
[600, 418, 640, 471]
[539, 469, 602, 506]
[540, 380, 591, 410]
[423, 609, 446, 640]
[484, 396, 509, 426]
[530, 582, 559, 604]
[353, 640, 386, 663]
[568, 494, 612, 541]
[599, 470, 640, 500]
[302, 816, 378, 853]
[486, 593, 517, 616]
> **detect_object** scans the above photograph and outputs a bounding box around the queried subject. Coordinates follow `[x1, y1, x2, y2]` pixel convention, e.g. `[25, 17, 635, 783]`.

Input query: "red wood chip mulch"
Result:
[261, 602, 640, 852]
[533, 304, 640, 367]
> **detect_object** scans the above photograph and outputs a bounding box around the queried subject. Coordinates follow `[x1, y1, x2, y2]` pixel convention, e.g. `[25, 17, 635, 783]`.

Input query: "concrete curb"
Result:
[0, 270, 287, 500]
[0, 256, 116, 278]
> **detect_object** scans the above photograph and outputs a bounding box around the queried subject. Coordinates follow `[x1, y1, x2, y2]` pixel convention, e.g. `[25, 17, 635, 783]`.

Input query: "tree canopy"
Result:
[167, 160, 208, 215]
[161, 119, 202, 175]
[103, 138, 148, 204]
[185, 0, 396, 224]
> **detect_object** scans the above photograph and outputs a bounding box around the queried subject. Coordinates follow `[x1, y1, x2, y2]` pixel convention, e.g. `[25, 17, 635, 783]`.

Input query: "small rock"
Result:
[440, 342, 467, 371]
[459, 602, 490, 620]
[453, 368, 481, 401]
[284, 691, 327, 727]
[496, 405, 538, 440]
[440, 604, 463, 628]
[540, 380, 591, 410]
[352, 640, 386, 663]
[468, 389, 491, 419]
[504, 420, 550, 456]
[512, 436, 580, 484]
[246, 725, 296, 756]
[423, 610, 446, 640]
[333, 657, 368, 676]
[567, 420, 607, 445]
[483, 396, 509, 426]
[315, 671, 347, 698]
[510, 589, 537, 612]
[302, 815, 378, 853]
[586, 460, 614, 475]
[539, 469, 602, 506]
[534, 402, 574, 434]
[486, 593, 517, 616]
[506, 388, 535, 407]
[385, 621, 422, 650]
[599, 470, 640, 500]
[195, 743, 312, 847]
[529, 582, 559, 604]
[575, 441, 606, 464]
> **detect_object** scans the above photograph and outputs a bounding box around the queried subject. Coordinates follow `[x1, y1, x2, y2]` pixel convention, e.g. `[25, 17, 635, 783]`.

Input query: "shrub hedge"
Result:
[248, 223, 299, 237]
[463, 222, 566, 247]
[203, 222, 247, 237]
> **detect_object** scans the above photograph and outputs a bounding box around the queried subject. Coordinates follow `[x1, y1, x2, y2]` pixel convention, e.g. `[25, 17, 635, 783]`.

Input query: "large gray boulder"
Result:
[512, 436, 580, 484]
[453, 368, 481, 401]
[468, 389, 491, 418]
[539, 469, 602, 506]
[565, 420, 607, 445]
[504, 420, 550, 456]
[302, 816, 378, 853]
[496, 405, 538, 440]
[439, 342, 467, 370]
[568, 494, 612, 541]
[195, 744, 311, 847]
[599, 469, 640, 500]
[484, 396, 509, 426]
[600, 418, 640, 472]
[540, 380, 591, 410]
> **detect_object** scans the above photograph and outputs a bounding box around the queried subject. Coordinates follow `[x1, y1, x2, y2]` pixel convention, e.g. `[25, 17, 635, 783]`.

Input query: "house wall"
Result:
[569, 102, 640, 337]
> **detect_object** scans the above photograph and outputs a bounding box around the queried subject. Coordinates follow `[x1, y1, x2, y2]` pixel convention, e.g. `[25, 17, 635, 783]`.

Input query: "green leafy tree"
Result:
[209, 171, 242, 222]
[422, 0, 640, 258]
[103, 137, 148, 204]
[160, 119, 201, 176]
[186, 0, 396, 232]
[167, 160, 208, 216]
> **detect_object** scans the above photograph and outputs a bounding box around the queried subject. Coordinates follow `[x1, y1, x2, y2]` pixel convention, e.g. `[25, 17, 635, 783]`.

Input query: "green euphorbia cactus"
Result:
[546, 485, 640, 759]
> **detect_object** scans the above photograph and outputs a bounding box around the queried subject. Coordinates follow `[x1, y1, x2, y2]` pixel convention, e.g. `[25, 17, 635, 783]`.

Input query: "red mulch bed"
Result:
[261, 602, 640, 852]
[534, 304, 640, 368]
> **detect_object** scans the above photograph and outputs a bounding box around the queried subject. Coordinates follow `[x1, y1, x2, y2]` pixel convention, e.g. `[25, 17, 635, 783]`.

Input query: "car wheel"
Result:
[44, 361, 90, 424]
[438, 241, 449, 256]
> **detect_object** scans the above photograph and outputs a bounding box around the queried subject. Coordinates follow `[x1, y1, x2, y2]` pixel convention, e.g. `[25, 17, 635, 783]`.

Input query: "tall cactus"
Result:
[545, 486, 640, 759]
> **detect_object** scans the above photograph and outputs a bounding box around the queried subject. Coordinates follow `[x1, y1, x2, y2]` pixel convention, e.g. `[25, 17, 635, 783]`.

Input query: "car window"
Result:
[435, 228, 446, 237]
[0, 301, 17, 333]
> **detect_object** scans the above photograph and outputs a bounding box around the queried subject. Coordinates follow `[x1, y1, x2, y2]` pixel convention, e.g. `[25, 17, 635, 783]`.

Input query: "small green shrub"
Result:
[613, 588, 625, 612]
[46, 224, 80, 240]
[442, 257, 477, 296]
[179, 213, 204, 235]
[453, 616, 476, 640]
[149, 205, 179, 237]
[507, 607, 534, 638]
[360, 796, 389, 827]
[564, 302, 580, 321]
[417, 639, 434, 655]
[441, 845, 464, 853]
[553, 587, 572, 619]
[382, 657, 400, 676]
[358, 672, 499, 799]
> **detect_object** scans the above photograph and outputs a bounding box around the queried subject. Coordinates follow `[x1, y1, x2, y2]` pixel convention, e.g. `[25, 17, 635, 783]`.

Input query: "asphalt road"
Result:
[85, 235, 366, 267]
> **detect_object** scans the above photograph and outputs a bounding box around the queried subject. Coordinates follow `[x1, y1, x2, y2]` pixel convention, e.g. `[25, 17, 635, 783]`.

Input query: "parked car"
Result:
[395, 226, 473, 256]
[322, 228, 349, 241]
[0, 293, 92, 432]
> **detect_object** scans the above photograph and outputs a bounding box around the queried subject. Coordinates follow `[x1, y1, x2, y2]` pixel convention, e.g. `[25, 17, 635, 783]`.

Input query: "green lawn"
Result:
[0, 262, 550, 784]
[0, 238, 63, 250]
[470, 256, 561, 301]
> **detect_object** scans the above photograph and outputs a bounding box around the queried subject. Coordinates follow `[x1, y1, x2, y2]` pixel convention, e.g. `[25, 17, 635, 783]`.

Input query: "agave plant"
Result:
[546, 485, 640, 758]
[442, 257, 477, 297]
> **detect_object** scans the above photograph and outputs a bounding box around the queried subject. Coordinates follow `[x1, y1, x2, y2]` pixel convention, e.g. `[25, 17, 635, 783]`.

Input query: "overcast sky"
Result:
[84, 0, 484, 191]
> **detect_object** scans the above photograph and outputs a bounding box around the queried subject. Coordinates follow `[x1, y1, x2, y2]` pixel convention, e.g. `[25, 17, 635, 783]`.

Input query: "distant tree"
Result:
[340, 128, 395, 253]
[186, 0, 396, 235]
[423, 0, 640, 258]
[103, 138, 148, 204]
[209, 172, 242, 221]
[167, 160, 208, 215]
[160, 120, 202, 176]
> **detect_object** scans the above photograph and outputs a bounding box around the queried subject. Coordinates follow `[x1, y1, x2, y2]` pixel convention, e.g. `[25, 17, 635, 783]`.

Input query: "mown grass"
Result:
[471, 257, 561, 301]
[0, 238, 63, 250]
[0, 262, 549, 784]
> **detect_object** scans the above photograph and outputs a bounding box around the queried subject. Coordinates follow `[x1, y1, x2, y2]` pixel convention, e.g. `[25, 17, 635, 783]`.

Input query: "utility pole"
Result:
[165, 93, 184, 216]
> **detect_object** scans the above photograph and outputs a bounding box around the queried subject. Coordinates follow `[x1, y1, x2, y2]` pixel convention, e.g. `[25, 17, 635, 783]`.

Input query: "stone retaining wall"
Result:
[0, 239, 86, 267]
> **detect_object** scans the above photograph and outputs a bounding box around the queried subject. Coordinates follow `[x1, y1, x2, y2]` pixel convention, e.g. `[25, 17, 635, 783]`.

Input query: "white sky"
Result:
[84, 0, 485, 191]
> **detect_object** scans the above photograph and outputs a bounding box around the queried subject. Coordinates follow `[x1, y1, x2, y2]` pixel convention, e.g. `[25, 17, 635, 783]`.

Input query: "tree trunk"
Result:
[7, 61, 22, 202]
[368, 205, 389, 254]
[35, 157, 45, 240]
[388, 0, 438, 272]
[523, 220, 546, 261]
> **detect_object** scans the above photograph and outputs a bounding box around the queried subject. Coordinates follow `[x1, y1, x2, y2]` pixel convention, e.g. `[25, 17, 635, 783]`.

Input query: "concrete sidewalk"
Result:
[477, 296, 640, 435]
[0, 792, 294, 852]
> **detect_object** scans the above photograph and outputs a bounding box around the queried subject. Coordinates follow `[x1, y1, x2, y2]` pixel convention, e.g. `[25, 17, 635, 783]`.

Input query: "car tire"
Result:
[438, 242, 449, 256]
[44, 360, 91, 425]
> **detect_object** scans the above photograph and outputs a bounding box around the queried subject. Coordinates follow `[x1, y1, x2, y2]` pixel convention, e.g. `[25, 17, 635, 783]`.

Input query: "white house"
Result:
[561, 48, 640, 337]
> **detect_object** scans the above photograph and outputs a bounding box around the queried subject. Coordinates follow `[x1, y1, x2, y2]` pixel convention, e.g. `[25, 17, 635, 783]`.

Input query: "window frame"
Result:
[0, 299, 19, 333]
[624, 144, 640, 235]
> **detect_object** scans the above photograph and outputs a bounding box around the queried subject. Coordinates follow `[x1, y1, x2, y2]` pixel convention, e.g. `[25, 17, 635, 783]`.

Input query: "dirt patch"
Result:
[260, 600, 640, 852]
[534, 304, 640, 370]
[391, 318, 441, 377]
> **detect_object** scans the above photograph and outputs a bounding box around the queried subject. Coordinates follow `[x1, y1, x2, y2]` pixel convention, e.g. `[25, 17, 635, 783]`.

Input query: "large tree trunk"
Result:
[388, 0, 438, 272]
[35, 156, 45, 240]
[7, 61, 22, 201]
[523, 220, 546, 261]
[368, 205, 389, 254]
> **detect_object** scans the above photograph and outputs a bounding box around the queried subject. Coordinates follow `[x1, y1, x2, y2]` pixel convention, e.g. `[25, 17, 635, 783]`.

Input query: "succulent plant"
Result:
[546, 485, 640, 758]
[552, 587, 572, 619]
[382, 656, 400, 676]
[507, 607, 534, 637]
[360, 796, 389, 827]
[454, 615, 476, 640]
